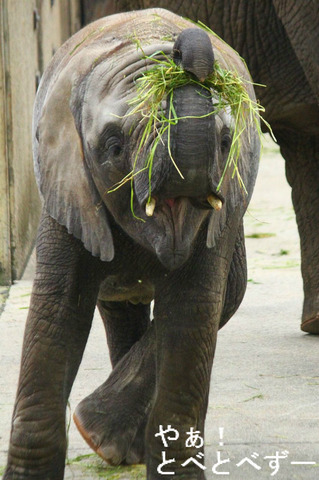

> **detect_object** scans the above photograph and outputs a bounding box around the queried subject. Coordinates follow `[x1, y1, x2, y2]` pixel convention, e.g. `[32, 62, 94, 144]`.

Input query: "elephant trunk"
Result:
[134, 83, 216, 206]
[173, 28, 215, 82]
[157, 84, 216, 199]
[134, 28, 218, 209]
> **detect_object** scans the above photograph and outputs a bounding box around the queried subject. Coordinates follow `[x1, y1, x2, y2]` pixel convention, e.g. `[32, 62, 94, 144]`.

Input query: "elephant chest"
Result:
[98, 274, 155, 305]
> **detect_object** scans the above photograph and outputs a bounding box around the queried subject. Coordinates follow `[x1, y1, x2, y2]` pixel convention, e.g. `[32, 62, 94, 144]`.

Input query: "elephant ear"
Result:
[33, 50, 114, 262]
[207, 109, 260, 249]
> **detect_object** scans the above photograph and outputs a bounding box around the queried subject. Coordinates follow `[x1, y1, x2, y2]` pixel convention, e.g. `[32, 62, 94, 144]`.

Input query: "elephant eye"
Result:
[173, 48, 182, 64]
[106, 136, 123, 157]
[221, 130, 232, 156]
[95, 127, 125, 167]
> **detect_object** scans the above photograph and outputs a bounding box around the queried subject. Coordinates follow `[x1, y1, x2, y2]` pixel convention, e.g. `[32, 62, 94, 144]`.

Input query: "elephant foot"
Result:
[73, 327, 155, 465]
[74, 395, 147, 465]
[301, 314, 319, 334]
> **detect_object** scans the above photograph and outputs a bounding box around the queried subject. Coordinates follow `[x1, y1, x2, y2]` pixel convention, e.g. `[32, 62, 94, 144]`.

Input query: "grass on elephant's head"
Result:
[108, 25, 271, 218]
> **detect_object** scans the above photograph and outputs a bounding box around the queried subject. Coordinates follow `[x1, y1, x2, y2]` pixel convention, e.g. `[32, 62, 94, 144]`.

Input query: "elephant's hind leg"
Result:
[279, 130, 319, 334]
[98, 300, 151, 367]
[74, 303, 155, 465]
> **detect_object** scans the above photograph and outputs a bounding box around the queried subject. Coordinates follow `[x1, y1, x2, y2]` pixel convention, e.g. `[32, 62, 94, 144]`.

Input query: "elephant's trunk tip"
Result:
[173, 28, 214, 82]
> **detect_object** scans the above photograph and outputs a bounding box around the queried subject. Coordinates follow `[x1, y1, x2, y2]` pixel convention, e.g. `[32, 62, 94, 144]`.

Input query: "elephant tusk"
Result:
[146, 197, 156, 217]
[207, 194, 223, 211]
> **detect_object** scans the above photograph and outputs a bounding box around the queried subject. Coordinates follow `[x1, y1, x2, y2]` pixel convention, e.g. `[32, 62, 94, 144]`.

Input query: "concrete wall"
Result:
[0, 0, 82, 285]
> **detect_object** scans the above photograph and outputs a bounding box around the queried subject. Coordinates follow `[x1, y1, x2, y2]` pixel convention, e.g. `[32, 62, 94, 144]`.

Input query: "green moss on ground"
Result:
[67, 454, 146, 479]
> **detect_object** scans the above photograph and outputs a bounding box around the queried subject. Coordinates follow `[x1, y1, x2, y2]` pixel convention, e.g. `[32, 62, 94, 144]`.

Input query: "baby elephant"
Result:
[4, 8, 260, 480]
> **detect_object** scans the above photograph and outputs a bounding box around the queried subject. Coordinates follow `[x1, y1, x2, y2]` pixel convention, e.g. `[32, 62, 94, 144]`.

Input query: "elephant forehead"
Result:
[215, 107, 233, 131]
[82, 93, 126, 143]
[81, 43, 174, 139]
[81, 75, 137, 143]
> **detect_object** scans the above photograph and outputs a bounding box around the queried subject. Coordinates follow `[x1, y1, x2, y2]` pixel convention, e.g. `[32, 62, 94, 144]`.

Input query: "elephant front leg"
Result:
[3, 213, 100, 480]
[279, 130, 319, 334]
[146, 267, 226, 479]
[147, 304, 219, 479]
[74, 300, 153, 465]
[74, 324, 156, 465]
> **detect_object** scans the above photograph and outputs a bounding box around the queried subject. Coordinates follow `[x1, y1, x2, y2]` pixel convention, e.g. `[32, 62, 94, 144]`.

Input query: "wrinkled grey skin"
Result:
[82, 0, 319, 335]
[3, 9, 259, 480]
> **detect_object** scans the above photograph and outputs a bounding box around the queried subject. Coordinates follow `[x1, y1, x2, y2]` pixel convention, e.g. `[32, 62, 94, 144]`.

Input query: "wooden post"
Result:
[0, 0, 82, 285]
[0, 2, 12, 285]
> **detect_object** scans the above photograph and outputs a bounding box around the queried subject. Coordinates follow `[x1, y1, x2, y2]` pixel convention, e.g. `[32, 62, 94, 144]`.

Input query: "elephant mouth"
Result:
[144, 191, 224, 218]
[142, 191, 224, 270]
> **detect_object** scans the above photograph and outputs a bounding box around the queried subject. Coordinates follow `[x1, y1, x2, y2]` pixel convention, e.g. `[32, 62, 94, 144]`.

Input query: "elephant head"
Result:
[33, 8, 259, 270]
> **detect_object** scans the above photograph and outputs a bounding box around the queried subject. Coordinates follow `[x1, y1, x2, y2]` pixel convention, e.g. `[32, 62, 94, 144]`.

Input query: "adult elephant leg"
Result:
[98, 300, 151, 367]
[278, 130, 319, 334]
[3, 212, 101, 480]
[74, 324, 156, 465]
[146, 227, 238, 479]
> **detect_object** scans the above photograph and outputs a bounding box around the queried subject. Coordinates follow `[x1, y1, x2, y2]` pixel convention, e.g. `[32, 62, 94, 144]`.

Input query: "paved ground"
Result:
[1, 135, 319, 479]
